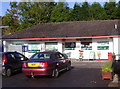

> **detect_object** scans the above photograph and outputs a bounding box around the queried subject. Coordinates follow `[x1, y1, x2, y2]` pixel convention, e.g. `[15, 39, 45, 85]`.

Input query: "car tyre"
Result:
[52, 68, 59, 78]
[66, 63, 71, 71]
[2, 69, 6, 76]
[6, 69, 12, 77]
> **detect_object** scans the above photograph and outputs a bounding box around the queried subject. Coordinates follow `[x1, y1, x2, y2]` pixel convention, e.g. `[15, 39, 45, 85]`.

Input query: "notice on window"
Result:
[28, 43, 40, 53]
[65, 42, 76, 50]
[97, 41, 109, 50]
[45, 42, 58, 51]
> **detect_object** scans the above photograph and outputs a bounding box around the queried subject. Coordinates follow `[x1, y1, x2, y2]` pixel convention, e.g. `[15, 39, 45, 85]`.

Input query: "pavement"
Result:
[108, 74, 120, 87]
[71, 59, 120, 87]
[2, 61, 111, 87]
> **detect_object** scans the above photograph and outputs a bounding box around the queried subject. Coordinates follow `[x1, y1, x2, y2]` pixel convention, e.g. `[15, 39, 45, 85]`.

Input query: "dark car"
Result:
[1, 52, 28, 77]
[22, 52, 71, 78]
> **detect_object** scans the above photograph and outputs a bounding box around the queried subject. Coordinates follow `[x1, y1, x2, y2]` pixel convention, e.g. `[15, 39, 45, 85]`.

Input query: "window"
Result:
[55, 53, 64, 59]
[65, 42, 76, 50]
[30, 53, 51, 59]
[14, 53, 24, 60]
[28, 43, 40, 53]
[81, 42, 92, 50]
[6, 54, 15, 60]
[97, 41, 109, 50]
[45, 42, 58, 51]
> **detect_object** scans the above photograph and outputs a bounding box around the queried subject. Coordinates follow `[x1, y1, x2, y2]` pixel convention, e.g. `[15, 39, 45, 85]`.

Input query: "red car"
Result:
[22, 52, 71, 78]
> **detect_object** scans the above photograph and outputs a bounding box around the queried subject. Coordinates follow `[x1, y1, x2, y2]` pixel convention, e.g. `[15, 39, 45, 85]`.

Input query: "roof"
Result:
[2, 20, 120, 40]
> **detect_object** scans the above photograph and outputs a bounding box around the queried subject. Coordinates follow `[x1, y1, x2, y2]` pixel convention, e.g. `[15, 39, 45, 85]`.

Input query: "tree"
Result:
[50, 2, 70, 22]
[104, 2, 117, 19]
[18, 2, 56, 30]
[80, 2, 90, 20]
[89, 2, 107, 20]
[18, 2, 34, 30]
[70, 3, 82, 21]
[2, 2, 19, 35]
[116, 1, 120, 19]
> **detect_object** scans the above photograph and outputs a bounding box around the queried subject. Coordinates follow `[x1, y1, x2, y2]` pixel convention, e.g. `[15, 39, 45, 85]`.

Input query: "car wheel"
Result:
[52, 68, 59, 78]
[66, 63, 71, 71]
[2, 69, 6, 76]
[6, 69, 12, 77]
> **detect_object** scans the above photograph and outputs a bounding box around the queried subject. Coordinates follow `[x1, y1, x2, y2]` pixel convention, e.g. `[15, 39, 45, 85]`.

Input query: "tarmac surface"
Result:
[2, 60, 118, 87]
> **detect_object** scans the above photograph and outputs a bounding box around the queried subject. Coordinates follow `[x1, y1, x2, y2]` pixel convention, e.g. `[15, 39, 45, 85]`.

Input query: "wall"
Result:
[92, 38, 113, 60]
[4, 37, 114, 60]
[113, 37, 120, 60]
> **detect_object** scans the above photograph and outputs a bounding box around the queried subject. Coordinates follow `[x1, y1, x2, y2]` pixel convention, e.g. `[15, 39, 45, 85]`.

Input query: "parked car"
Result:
[1, 52, 28, 77]
[22, 51, 71, 78]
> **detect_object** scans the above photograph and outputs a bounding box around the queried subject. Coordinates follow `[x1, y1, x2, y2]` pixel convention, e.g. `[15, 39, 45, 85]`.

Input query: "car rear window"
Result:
[30, 53, 51, 59]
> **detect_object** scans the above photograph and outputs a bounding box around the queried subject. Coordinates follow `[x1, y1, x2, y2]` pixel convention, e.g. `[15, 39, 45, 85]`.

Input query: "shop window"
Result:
[65, 42, 76, 50]
[28, 43, 40, 53]
[45, 42, 58, 51]
[81, 42, 92, 50]
[97, 41, 109, 50]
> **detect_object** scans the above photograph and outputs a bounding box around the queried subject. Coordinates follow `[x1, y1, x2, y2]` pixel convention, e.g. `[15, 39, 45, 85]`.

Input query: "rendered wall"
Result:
[4, 37, 114, 60]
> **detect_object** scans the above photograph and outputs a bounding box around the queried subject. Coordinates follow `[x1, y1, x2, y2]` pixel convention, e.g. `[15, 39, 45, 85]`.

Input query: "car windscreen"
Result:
[30, 53, 51, 60]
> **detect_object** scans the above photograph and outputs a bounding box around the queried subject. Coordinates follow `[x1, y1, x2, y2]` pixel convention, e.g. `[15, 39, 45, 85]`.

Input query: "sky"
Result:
[0, 0, 120, 16]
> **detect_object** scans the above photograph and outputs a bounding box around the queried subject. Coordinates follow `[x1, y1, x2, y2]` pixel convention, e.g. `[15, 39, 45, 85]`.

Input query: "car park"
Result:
[1, 52, 28, 77]
[22, 51, 71, 78]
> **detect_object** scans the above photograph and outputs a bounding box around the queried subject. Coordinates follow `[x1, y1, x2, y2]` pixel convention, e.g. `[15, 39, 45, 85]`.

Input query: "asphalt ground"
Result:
[2, 61, 113, 87]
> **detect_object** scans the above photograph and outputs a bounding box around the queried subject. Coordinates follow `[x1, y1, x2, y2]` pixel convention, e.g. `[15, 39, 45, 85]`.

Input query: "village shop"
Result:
[2, 20, 120, 60]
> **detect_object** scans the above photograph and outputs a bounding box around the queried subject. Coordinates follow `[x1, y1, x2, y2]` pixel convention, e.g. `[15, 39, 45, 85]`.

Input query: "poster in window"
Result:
[65, 42, 76, 50]
[28, 43, 40, 53]
[97, 41, 109, 50]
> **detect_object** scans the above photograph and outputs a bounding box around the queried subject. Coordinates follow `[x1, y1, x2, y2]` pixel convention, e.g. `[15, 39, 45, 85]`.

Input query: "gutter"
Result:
[0, 35, 120, 41]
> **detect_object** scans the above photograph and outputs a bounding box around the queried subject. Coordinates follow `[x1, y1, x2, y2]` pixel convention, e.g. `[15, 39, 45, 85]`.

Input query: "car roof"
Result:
[1, 52, 19, 54]
[36, 51, 59, 54]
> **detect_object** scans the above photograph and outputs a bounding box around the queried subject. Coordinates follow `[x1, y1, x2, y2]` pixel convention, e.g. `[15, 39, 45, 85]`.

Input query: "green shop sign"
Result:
[12, 43, 23, 45]
[65, 48, 75, 50]
[81, 47, 92, 50]
[28, 50, 40, 53]
[97, 46, 109, 50]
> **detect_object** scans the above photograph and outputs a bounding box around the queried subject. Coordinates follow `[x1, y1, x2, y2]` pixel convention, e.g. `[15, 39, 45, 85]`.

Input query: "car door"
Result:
[6, 53, 19, 70]
[13, 52, 25, 69]
[55, 53, 65, 70]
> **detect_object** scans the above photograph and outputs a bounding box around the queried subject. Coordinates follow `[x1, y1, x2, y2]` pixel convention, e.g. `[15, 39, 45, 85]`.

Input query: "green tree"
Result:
[116, 1, 120, 19]
[89, 2, 107, 20]
[50, 2, 70, 22]
[2, 2, 19, 35]
[104, 2, 117, 19]
[18, 2, 56, 30]
[70, 3, 82, 21]
[18, 2, 34, 30]
[80, 2, 90, 20]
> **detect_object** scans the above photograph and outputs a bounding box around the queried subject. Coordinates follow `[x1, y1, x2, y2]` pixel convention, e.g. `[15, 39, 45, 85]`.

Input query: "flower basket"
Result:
[102, 72, 112, 80]
[101, 61, 113, 80]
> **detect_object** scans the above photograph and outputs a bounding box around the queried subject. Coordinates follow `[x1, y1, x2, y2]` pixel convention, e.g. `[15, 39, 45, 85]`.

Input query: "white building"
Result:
[1, 20, 120, 60]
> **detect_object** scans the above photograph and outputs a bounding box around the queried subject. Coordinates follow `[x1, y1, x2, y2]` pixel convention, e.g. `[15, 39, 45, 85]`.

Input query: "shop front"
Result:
[2, 20, 120, 60]
[2, 37, 116, 60]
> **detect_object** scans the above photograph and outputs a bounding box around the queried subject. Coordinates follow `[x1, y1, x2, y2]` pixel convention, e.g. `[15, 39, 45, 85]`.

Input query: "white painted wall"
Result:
[92, 38, 113, 60]
[118, 37, 120, 55]
[113, 37, 120, 60]
[4, 37, 115, 60]
[58, 41, 62, 53]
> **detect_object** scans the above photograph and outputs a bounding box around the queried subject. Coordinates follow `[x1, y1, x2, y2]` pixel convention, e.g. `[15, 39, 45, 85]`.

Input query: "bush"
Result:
[101, 61, 113, 72]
